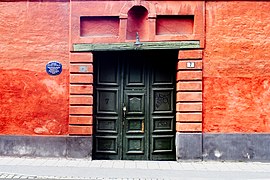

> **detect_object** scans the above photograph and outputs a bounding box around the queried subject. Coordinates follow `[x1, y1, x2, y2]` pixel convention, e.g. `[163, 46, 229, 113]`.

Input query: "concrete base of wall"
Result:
[203, 133, 270, 162]
[2, 133, 270, 161]
[0, 135, 92, 159]
[176, 133, 270, 162]
[175, 132, 202, 161]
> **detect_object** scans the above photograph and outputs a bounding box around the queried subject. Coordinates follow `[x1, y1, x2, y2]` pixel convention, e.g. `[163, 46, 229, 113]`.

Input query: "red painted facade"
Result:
[0, 0, 269, 136]
[204, 1, 270, 132]
[0, 1, 70, 135]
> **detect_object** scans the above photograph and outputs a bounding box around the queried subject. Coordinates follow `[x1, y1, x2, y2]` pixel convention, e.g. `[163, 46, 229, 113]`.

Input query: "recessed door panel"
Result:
[126, 136, 144, 154]
[152, 63, 174, 86]
[94, 50, 176, 160]
[97, 55, 119, 86]
[152, 116, 174, 133]
[125, 54, 146, 87]
[96, 136, 118, 154]
[126, 93, 145, 115]
[127, 117, 144, 133]
[152, 135, 174, 153]
[96, 117, 118, 133]
[97, 89, 118, 114]
[153, 88, 174, 113]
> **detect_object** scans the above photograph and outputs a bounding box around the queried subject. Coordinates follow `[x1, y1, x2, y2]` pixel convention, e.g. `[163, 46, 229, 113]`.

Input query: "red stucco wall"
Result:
[204, 1, 270, 132]
[1, 0, 270, 135]
[0, 1, 70, 135]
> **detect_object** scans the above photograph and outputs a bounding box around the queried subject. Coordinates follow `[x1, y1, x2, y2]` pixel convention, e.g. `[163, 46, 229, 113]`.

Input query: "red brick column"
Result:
[176, 50, 203, 132]
[69, 53, 93, 135]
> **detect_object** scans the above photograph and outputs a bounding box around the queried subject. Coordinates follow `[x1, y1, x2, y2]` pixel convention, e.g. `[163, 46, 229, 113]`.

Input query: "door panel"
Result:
[152, 116, 174, 133]
[126, 61, 146, 86]
[95, 136, 118, 154]
[152, 135, 174, 153]
[125, 93, 145, 115]
[96, 117, 118, 133]
[127, 117, 144, 133]
[97, 57, 119, 86]
[152, 88, 174, 113]
[123, 90, 147, 160]
[97, 88, 119, 114]
[152, 68, 174, 86]
[94, 50, 176, 160]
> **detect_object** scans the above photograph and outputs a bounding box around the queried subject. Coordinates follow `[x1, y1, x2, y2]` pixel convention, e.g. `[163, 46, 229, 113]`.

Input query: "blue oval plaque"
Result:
[46, 61, 62, 76]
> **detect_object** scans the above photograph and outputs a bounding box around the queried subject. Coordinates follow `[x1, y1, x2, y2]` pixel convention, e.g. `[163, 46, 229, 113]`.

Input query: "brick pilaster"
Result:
[176, 50, 203, 132]
[69, 53, 93, 135]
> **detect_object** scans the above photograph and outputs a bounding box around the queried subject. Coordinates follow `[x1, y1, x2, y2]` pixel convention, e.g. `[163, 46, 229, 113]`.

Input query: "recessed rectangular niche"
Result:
[80, 16, 119, 37]
[156, 15, 194, 35]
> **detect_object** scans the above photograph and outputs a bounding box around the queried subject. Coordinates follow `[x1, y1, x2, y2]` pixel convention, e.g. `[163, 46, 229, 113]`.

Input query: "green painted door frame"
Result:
[72, 41, 200, 52]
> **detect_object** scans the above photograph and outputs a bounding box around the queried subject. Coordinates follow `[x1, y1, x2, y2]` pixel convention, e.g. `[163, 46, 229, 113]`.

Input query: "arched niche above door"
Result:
[126, 6, 149, 40]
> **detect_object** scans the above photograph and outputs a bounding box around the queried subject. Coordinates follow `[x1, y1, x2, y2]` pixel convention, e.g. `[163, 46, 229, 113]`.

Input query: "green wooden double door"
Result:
[93, 50, 177, 160]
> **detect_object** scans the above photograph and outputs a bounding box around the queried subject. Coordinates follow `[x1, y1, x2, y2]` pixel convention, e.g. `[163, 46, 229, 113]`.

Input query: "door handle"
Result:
[123, 105, 127, 118]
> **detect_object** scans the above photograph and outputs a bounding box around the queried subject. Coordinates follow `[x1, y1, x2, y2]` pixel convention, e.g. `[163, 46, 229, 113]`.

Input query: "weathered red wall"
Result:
[0, 1, 70, 135]
[204, 1, 270, 132]
[2, 0, 269, 135]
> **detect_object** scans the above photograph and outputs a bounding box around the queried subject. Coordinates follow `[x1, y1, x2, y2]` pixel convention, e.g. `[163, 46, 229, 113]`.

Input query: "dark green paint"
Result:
[93, 50, 176, 160]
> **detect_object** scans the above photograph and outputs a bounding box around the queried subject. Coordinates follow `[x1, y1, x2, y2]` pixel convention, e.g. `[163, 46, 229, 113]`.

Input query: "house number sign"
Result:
[46, 61, 62, 76]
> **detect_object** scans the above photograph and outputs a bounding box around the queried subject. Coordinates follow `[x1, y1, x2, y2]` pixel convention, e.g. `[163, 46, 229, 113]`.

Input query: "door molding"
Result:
[72, 41, 200, 52]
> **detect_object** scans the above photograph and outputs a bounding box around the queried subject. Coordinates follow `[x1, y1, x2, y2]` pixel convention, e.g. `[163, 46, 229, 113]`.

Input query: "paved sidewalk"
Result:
[0, 157, 270, 179]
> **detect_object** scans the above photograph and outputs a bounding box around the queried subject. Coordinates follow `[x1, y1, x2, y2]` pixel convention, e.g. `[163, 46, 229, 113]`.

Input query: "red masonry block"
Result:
[69, 125, 93, 135]
[70, 64, 93, 73]
[177, 71, 202, 81]
[178, 50, 203, 60]
[70, 85, 93, 94]
[70, 95, 93, 105]
[69, 116, 93, 125]
[176, 92, 202, 102]
[177, 60, 202, 70]
[70, 74, 93, 84]
[176, 81, 202, 91]
[176, 102, 202, 112]
[69, 106, 93, 115]
[176, 112, 202, 122]
[176, 122, 202, 132]
[70, 53, 93, 63]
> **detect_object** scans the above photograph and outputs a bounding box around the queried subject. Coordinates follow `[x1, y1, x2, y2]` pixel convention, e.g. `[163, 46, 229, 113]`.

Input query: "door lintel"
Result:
[72, 41, 200, 52]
